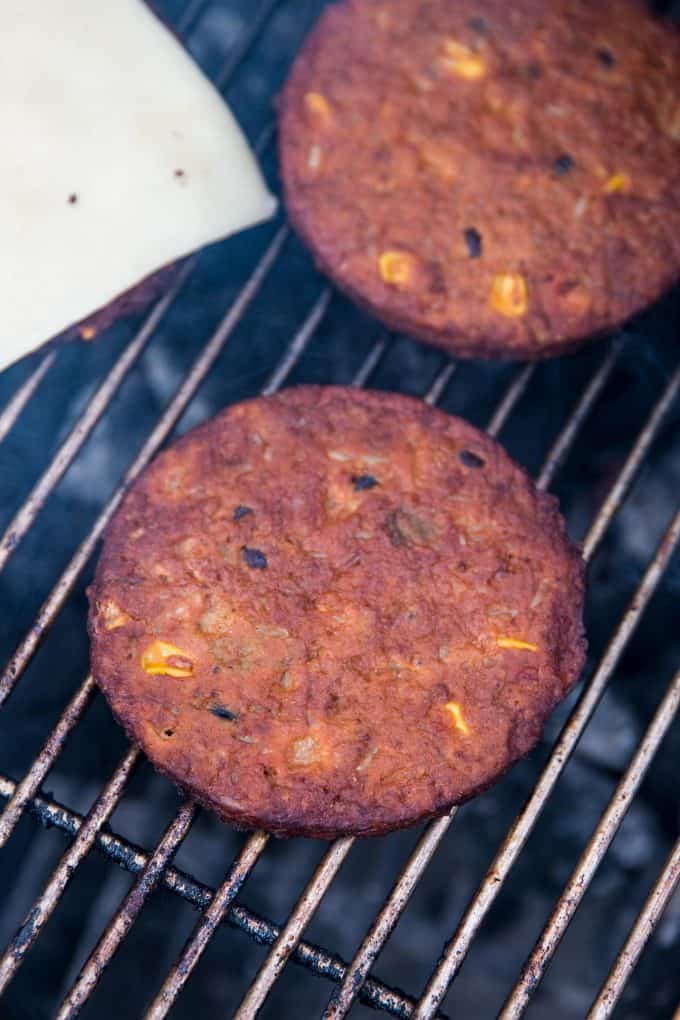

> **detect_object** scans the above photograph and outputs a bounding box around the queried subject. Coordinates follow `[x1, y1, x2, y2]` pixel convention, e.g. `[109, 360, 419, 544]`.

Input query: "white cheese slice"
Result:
[0, 0, 277, 373]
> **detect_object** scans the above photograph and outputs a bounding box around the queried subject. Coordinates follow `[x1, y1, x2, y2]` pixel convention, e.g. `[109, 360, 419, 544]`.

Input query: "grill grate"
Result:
[1, 2, 679, 1018]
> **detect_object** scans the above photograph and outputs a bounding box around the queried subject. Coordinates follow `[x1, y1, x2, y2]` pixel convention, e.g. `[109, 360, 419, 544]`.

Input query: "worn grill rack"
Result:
[0, 2, 679, 1017]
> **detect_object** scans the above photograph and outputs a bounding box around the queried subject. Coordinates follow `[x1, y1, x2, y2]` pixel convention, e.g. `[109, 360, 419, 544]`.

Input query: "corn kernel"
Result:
[442, 40, 487, 80]
[497, 637, 538, 652]
[141, 640, 193, 678]
[489, 273, 528, 318]
[100, 600, 129, 631]
[379, 251, 416, 287]
[79, 325, 97, 341]
[604, 172, 631, 194]
[445, 701, 471, 735]
[304, 91, 331, 122]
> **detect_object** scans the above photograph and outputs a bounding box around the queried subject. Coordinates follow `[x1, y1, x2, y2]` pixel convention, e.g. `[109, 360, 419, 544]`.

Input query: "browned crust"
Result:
[278, 0, 680, 361]
[62, 261, 181, 345]
[89, 386, 586, 838]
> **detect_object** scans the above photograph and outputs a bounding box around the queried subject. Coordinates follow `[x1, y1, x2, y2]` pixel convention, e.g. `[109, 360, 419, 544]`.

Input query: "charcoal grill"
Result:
[0, 2, 679, 1018]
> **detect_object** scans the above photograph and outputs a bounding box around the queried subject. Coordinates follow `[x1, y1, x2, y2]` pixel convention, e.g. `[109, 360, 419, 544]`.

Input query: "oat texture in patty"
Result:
[279, 0, 680, 360]
[89, 387, 586, 837]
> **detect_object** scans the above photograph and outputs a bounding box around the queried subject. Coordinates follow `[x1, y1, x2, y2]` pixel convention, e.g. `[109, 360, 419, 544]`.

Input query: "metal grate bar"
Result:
[0, 771, 428, 1020]
[0, 0, 280, 575]
[0, 746, 140, 993]
[0, 353, 56, 445]
[234, 837, 355, 1018]
[424, 361, 457, 406]
[262, 286, 331, 395]
[0, 224, 288, 709]
[351, 335, 391, 387]
[54, 801, 198, 1020]
[144, 831, 270, 1020]
[587, 832, 680, 1019]
[355, 337, 394, 397]
[174, 0, 208, 35]
[583, 363, 680, 562]
[0, 674, 97, 848]
[536, 342, 621, 492]
[215, 0, 283, 89]
[413, 504, 680, 1019]
[323, 813, 456, 1020]
[486, 364, 535, 438]
[499, 664, 680, 1017]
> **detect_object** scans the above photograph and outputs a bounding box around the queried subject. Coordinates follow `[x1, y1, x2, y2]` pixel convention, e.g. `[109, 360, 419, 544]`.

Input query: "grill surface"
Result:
[1, 2, 679, 1018]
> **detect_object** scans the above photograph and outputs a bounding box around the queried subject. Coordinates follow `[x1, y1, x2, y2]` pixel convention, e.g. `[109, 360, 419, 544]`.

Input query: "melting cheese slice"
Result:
[0, 0, 277, 373]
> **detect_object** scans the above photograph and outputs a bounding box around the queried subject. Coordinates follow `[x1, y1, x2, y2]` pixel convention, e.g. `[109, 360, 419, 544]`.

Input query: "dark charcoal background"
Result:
[1, 2, 679, 1018]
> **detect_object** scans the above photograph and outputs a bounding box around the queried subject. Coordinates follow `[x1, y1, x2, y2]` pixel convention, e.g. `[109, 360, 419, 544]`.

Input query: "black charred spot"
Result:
[468, 16, 488, 33]
[163, 728, 174, 738]
[459, 449, 485, 468]
[242, 546, 267, 569]
[209, 704, 239, 722]
[68, 193, 78, 205]
[554, 154, 574, 176]
[234, 505, 254, 521]
[596, 47, 615, 67]
[464, 228, 483, 258]
[352, 474, 379, 491]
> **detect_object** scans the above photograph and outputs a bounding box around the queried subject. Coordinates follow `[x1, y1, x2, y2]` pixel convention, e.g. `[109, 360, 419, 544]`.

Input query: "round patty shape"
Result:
[89, 387, 586, 838]
[278, 0, 680, 360]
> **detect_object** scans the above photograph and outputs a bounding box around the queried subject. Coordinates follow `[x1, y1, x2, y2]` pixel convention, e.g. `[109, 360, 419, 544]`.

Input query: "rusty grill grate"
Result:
[1, 2, 679, 1018]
